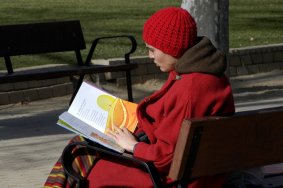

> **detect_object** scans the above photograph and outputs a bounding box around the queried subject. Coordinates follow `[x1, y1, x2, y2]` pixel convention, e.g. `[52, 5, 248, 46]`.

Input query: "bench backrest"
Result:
[0, 20, 86, 73]
[169, 106, 283, 186]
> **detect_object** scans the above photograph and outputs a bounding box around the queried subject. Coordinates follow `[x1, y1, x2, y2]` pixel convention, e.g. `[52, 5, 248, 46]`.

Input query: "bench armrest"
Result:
[85, 35, 137, 65]
[83, 35, 137, 102]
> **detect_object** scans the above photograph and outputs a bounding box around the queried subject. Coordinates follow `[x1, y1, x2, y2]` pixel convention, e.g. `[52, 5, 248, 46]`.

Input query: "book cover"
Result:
[57, 81, 138, 153]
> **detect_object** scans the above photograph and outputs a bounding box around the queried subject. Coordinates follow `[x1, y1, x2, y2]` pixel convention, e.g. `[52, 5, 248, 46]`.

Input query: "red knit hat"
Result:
[143, 7, 197, 58]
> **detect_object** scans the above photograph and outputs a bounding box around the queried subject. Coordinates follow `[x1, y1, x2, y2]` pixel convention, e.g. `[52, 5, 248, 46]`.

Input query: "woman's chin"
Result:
[159, 67, 169, 72]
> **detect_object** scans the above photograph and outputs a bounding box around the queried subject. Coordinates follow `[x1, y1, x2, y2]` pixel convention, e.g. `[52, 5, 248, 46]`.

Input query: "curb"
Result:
[0, 77, 74, 105]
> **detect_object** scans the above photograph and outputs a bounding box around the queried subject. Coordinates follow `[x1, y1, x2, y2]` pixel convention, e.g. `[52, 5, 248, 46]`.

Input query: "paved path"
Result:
[0, 97, 72, 187]
[230, 70, 283, 111]
[0, 70, 283, 187]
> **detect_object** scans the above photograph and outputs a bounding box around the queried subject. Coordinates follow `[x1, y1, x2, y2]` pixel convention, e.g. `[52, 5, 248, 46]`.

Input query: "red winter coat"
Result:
[87, 37, 235, 188]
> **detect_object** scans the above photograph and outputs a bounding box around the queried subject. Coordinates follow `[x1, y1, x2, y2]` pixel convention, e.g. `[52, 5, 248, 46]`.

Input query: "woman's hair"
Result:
[143, 7, 197, 58]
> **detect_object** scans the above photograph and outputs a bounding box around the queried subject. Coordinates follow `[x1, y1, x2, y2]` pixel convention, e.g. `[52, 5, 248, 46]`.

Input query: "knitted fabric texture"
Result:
[143, 7, 197, 58]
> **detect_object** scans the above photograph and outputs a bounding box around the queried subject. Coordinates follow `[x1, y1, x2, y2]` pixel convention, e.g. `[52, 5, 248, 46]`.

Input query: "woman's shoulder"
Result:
[175, 73, 232, 97]
[179, 72, 230, 85]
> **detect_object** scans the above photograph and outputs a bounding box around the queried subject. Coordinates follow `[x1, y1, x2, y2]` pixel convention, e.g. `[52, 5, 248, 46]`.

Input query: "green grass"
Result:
[229, 0, 283, 47]
[0, 0, 181, 69]
[0, 0, 283, 70]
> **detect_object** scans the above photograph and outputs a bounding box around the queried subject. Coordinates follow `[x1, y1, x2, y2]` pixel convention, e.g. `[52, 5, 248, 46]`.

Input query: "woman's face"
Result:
[146, 44, 178, 72]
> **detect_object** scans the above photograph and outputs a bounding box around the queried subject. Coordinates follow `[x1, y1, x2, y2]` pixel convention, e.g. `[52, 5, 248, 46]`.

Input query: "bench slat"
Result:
[169, 107, 283, 182]
[0, 20, 85, 57]
[0, 64, 138, 83]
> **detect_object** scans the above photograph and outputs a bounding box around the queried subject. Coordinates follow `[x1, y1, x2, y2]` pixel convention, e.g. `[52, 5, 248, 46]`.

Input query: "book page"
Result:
[58, 81, 138, 152]
[68, 82, 116, 133]
[58, 112, 124, 153]
[68, 81, 138, 133]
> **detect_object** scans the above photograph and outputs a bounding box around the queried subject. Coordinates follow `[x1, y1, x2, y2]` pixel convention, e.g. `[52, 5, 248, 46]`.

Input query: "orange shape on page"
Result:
[112, 99, 125, 126]
[97, 95, 137, 133]
[110, 99, 137, 133]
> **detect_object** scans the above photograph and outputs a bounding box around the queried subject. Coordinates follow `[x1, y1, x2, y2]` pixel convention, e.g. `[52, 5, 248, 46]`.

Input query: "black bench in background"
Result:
[0, 20, 138, 103]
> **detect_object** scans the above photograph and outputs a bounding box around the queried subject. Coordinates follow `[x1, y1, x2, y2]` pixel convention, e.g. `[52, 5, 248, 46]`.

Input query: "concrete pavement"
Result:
[0, 80, 159, 188]
[0, 70, 283, 187]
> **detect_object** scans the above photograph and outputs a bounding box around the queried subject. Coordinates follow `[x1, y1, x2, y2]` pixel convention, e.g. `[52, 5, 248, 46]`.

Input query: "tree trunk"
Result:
[181, 0, 229, 74]
[181, 0, 229, 52]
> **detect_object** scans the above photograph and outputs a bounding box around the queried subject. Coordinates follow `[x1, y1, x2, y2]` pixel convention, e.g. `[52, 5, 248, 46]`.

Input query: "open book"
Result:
[57, 81, 138, 153]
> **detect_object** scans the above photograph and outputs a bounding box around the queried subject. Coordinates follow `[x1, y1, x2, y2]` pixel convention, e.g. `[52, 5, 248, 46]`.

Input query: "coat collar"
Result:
[175, 36, 227, 76]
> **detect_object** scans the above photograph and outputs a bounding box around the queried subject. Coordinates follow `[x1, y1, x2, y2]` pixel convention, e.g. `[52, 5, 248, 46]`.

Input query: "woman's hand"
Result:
[107, 125, 138, 153]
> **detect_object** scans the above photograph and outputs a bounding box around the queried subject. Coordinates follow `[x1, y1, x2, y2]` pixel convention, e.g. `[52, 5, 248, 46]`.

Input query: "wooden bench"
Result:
[62, 106, 283, 188]
[169, 106, 283, 188]
[0, 20, 138, 102]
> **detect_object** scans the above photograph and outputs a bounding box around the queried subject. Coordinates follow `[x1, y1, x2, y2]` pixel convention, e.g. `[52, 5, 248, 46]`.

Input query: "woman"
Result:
[45, 7, 235, 188]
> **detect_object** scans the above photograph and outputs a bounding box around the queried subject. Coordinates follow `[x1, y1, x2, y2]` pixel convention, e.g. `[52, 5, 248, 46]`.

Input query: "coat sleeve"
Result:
[133, 98, 192, 173]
